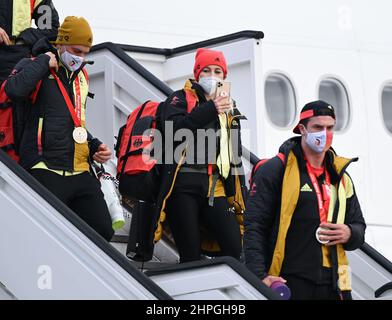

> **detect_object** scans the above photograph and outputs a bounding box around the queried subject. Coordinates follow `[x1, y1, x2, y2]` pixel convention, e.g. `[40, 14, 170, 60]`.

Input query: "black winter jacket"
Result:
[244, 137, 366, 280]
[128, 80, 247, 262]
[4, 39, 101, 171]
[157, 80, 246, 209]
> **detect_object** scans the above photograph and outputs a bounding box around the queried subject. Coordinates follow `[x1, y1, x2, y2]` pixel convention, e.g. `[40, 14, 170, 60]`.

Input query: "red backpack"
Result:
[0, 82, 19, 162]
[116, 101, 162, 202]
[115, 90, 198, 202]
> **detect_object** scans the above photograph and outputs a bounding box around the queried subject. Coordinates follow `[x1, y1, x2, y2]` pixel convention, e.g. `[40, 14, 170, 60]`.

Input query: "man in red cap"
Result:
[244, 100, 366, 300]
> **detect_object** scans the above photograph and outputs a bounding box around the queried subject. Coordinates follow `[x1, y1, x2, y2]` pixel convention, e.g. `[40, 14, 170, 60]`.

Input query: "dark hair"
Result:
[298, 118, 310, 130]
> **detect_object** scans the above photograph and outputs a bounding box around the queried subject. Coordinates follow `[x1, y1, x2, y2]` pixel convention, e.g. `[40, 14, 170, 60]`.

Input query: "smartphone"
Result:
[215, 81, 231, 104]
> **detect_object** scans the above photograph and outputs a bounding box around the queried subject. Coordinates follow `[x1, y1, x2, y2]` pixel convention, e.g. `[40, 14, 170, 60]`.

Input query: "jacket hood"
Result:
[278, 136, 301, 155]
[183, 79, 206, 102]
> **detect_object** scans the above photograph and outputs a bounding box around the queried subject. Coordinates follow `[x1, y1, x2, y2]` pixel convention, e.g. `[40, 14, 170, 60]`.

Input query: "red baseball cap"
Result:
[193, 48, 228, 81]
[293, 100, 336, 134]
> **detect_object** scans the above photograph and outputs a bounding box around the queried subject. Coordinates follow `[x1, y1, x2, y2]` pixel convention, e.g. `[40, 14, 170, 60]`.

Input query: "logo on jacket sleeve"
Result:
[250, 182, 257, 197]
[170, 96, 179, 106]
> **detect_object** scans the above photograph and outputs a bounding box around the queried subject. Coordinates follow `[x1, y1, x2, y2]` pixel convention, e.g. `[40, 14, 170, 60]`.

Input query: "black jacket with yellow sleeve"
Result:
[4, 39, 102, 171]
[128, 79, 248, 261]
[244, 137, 366, 294]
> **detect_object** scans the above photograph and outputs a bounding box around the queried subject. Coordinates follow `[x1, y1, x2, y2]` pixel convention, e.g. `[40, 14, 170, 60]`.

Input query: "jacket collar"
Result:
[183, 79, 206, 103]
[279, 136, 358, 184]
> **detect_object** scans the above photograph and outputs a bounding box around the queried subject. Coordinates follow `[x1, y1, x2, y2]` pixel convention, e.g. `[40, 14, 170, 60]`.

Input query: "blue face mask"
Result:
[305, 128, 327, 153]
[60, 49, 84, 72]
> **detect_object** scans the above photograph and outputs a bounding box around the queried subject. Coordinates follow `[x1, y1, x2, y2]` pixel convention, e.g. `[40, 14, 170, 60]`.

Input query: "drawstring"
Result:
[208, 174, 219, 206]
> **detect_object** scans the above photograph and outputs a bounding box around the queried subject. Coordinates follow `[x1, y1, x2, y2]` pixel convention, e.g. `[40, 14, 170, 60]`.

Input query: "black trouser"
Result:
[165, 192, 242, 263]
[283, 274, 341, 300]
[30, 169, 114, 241]
[0, 44, 31, 83]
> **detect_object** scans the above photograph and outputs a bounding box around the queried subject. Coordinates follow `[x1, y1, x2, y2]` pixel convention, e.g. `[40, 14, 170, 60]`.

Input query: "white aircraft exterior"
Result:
[54, 0, 392, 260]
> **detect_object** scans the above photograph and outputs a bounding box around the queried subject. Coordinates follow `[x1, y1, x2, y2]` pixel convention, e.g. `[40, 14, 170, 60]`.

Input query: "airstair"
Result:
[1, 31, 391, 300]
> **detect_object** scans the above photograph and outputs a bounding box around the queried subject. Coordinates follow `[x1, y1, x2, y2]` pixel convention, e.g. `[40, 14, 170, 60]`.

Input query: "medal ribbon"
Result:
[50, 69, 82, 128]
[306, 161, 331, 224]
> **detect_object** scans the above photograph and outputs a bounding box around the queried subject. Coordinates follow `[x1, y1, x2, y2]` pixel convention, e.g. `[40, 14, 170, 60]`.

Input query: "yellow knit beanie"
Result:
[55, 16, 93, 47]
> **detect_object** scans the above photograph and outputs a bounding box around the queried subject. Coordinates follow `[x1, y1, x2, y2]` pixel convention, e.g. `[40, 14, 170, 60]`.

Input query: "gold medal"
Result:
[73, 127, 87, 144]
[315, 226, 330, 244]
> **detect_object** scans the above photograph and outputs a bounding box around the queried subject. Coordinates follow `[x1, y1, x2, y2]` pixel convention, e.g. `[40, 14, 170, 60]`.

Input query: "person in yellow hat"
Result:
[4, 16, 114, 241]
[52, 15, 94, 70]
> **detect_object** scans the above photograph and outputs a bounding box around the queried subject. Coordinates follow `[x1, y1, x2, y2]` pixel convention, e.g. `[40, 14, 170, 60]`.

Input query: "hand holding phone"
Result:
[215, 81, 231, 104]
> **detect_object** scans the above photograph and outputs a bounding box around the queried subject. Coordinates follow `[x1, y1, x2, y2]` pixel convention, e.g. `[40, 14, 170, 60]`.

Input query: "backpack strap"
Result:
[0, 86, 16, 153]
[249, 158, 268, 187]
[30, 80, 42, 103]
[30, 0, 35, 17]
[81, 68, 89, 83]
[249, 152, 285, 187]
[0, 81, 9, 105]
[277, 152, 285, 164]
[80, 68, 95, 99]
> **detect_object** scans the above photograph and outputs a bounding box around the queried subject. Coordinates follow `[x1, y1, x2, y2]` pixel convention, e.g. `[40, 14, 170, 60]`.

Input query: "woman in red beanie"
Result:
[153, 48, 247, 263]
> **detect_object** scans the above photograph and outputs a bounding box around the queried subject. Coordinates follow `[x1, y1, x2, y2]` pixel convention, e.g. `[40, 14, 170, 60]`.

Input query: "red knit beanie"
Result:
[193, 48, 228, 81]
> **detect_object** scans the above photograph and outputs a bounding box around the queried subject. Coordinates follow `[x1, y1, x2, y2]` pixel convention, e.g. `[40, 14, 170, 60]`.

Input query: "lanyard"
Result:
[305, 161, 331, 223]
[49, 69, 82, 128]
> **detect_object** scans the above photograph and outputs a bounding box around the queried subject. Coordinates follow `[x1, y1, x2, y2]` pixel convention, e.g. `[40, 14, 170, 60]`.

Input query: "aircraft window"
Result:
[264, 73, 297, 127]
[318, 78, 350, 131]
[381, 84, 392, 134]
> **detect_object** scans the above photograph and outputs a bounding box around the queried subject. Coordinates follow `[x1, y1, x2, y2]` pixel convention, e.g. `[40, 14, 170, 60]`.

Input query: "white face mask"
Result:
[304, 128, 327, 153]
[198, 76, 221, 96]
[60, 49, 84, 72]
